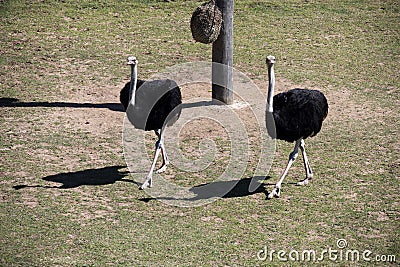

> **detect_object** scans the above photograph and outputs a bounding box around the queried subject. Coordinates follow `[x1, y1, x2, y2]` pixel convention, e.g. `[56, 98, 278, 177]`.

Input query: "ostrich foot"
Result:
[155, 162, 169, 174]
[267, 186, 281, 199]
[139, 177, 152, 190]
[297, 176, 312, 186]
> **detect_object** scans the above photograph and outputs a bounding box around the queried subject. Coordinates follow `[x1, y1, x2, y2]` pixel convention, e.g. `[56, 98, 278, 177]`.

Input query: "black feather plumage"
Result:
[120, 79, 182, 131]
[270, 88, 328, 142]
[119, 79, 145, 111]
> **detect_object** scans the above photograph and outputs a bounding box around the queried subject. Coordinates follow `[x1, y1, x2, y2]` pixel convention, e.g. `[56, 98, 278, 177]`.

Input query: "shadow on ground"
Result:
[139, 176, 272, 203]
[13, 165, 271, 201]
[0, 98, 226, 112]
[13, 165, 132, 190]
[0, 97, 124, 112]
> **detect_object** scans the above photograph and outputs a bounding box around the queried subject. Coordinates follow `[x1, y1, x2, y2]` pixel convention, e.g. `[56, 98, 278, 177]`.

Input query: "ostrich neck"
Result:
[267, 65, 275, 113]
[129, 64, 138, 106]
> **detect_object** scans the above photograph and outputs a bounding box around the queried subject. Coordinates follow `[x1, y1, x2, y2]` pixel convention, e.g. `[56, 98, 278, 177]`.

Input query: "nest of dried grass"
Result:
[190, 0, 223, 44]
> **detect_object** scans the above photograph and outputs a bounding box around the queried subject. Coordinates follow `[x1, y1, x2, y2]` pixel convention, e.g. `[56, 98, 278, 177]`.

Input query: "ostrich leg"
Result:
[267, 139, 302, 199]
[297, 139, 313, 186]
[140, 130, 163, 189]
[156, 128, 169, 173]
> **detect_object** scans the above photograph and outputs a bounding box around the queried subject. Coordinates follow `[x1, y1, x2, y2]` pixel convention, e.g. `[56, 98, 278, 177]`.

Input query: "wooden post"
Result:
[212, 0, 234, 105]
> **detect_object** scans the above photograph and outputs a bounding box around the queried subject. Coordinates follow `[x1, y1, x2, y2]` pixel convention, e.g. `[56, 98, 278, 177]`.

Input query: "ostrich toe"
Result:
[267, 186, 281, 199]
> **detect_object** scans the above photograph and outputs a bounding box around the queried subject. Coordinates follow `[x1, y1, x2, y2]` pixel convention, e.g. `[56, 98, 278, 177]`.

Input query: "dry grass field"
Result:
[1, 0, 399, 266]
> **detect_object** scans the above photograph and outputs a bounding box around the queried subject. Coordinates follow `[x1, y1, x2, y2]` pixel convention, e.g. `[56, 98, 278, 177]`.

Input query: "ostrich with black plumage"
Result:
[120, 56, 182, 189]
[265, 55, 328, 199]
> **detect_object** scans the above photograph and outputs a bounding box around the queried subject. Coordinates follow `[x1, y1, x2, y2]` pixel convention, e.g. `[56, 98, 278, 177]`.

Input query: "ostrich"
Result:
[265, 55, 328, 199]
[120, 56, 182, 189]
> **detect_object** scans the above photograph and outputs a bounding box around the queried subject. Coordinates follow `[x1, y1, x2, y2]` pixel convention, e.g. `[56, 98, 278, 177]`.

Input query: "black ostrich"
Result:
[120, 56, 182, 189]
[265, 55, 328, 199]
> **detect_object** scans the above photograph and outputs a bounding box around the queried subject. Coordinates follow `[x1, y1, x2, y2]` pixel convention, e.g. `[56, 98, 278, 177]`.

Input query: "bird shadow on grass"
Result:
[1, 98, 224, 113]
[139, 176, 273, 203]
[13, 165, 133, 190]
[0, 97, 124, 112]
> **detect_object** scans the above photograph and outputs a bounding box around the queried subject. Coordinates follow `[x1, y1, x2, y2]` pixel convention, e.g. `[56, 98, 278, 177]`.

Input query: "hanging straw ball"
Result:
[190, 0, 223, 44]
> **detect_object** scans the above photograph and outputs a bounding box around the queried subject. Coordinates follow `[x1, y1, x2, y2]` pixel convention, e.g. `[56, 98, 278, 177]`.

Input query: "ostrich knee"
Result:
[155, 140, 162, 150]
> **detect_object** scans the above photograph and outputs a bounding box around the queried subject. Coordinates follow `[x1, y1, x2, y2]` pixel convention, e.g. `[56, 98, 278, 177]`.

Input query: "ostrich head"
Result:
[127, 56, 138, 65]
[266, 55, 276, 66]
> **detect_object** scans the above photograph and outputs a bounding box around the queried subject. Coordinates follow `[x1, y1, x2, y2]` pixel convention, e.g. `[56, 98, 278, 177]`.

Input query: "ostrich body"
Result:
[120, 56, 182, 189]
[265, 55, 328, 199]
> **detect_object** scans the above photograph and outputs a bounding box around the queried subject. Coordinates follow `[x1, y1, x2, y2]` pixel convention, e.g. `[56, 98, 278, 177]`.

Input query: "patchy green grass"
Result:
[1, 0, 399, 266]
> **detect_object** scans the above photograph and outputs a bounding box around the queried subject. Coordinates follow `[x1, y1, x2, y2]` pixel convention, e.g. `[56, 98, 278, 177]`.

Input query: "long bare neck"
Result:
[267, 64, 275, 113]
[129, 64, 138, 106]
